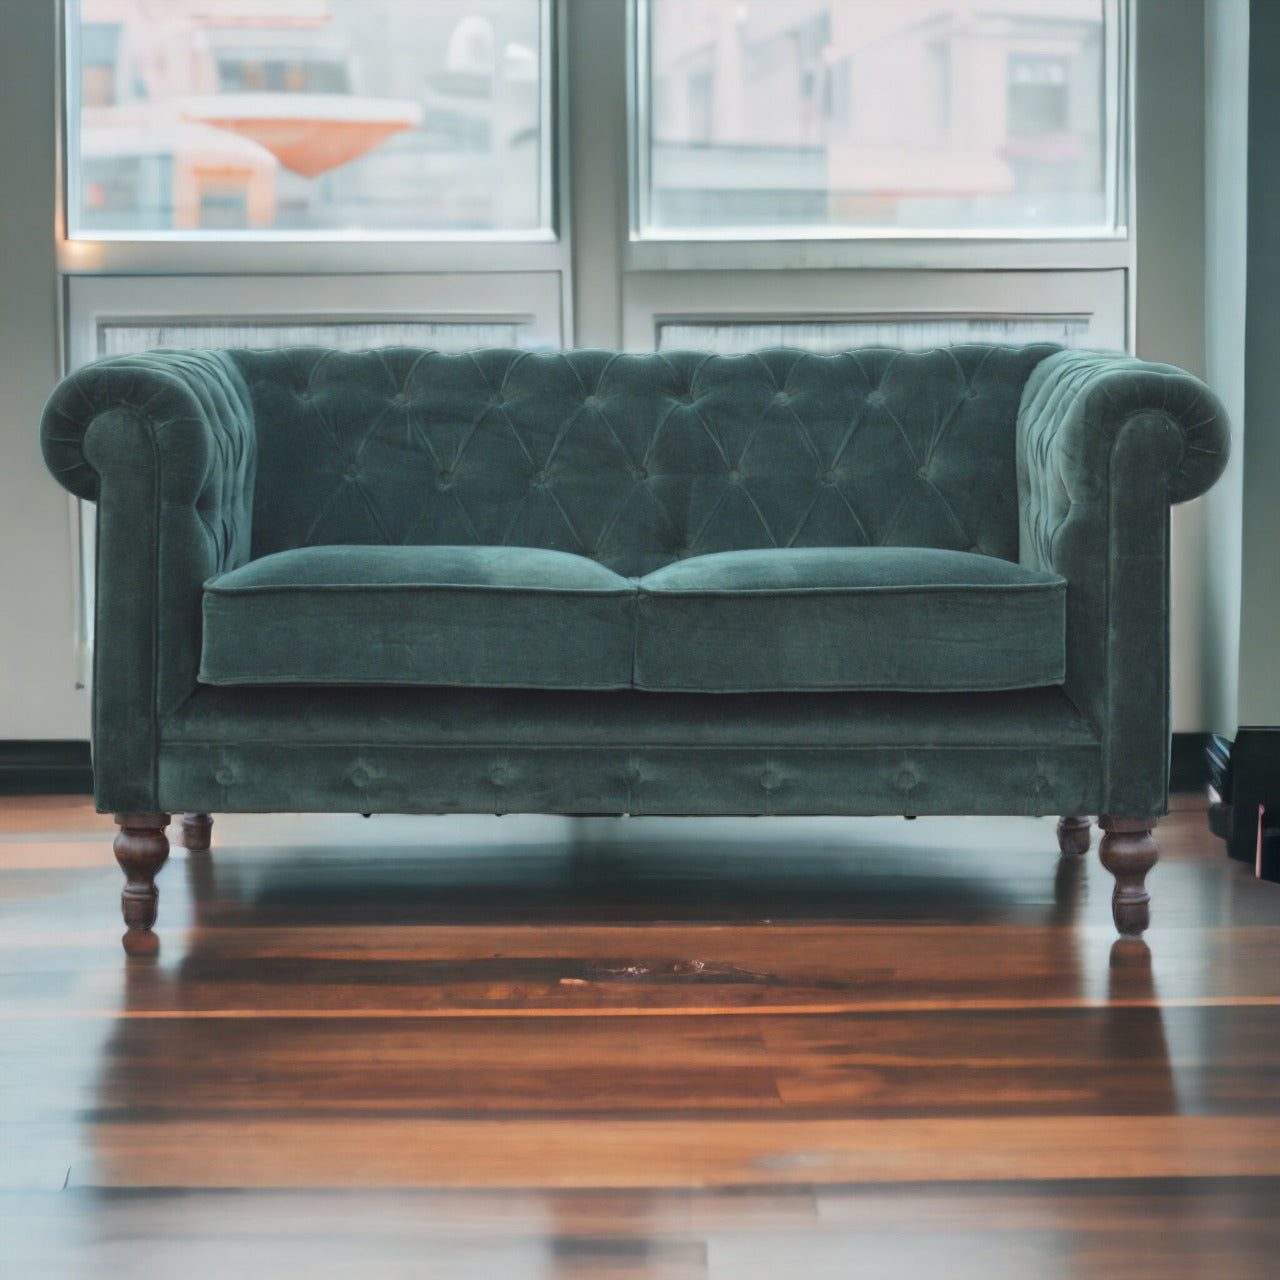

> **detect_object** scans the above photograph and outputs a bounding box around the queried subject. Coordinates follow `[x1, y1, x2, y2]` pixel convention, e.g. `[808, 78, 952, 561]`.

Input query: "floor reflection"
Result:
[11, 800, 1276, 1276]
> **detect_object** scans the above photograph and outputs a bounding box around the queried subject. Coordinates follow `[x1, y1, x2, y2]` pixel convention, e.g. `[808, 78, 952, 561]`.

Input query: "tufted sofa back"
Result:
[234, 343, 1059, 577]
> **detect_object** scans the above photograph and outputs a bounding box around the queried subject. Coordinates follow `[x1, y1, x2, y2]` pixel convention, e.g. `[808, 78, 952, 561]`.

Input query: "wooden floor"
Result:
[2, 795, 1279, 1277]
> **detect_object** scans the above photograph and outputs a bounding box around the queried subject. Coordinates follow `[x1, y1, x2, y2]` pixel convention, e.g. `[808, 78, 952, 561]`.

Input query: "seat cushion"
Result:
[200, 545, 637, 689]
[634, 547, 1066, 693]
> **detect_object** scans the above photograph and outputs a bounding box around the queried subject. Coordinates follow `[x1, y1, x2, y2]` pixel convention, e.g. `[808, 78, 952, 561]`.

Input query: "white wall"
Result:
[1203, 0, 1248, 735]
[1133, 0, 1212, 733]
[0, 0, 87, 739]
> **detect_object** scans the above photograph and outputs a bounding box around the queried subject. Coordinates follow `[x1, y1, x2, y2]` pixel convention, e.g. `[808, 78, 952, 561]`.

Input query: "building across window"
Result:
[637, 0, 1122, 239]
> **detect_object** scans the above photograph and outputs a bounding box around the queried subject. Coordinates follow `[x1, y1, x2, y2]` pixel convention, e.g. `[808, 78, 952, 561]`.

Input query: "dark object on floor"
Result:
[1206, 729, 1280, 882]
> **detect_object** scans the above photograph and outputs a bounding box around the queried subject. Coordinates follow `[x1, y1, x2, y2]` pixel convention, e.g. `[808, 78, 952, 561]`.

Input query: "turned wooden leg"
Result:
[181, 812, 213, 853]
[1057, 815, 1092, 855]
[113, 813, 171, 955]
[1098, 816, 1159, 939]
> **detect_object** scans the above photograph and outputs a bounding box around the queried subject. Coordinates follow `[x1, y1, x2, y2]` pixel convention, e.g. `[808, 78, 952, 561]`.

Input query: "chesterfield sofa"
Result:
[40, 344, 1229, 953]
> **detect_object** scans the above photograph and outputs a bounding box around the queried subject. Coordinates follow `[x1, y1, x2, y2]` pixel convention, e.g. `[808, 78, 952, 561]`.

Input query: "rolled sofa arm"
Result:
[1016, 349, 1230, 817]
[41, 350, 258, 811]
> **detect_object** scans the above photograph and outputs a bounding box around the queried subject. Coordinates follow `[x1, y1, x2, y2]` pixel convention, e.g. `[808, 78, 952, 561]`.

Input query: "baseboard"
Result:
[0, 741, 93, 796]
[1170, 731, 1211, 793]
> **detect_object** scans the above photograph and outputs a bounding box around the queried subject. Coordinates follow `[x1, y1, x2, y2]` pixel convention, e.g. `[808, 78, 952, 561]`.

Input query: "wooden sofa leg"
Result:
[1056, 815, 1092, 855]
[113, 813, 171, 955]
[182, 812, 213, 853]
[1098, 816, 1159, 938]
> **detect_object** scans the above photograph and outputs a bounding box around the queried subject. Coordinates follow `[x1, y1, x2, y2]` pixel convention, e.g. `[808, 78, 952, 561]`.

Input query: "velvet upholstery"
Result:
[236, 344, 1055, 574]
[201, 545, 636, 689]
[159, 686, 1101, 817]
[40, 351, 256, 812]
[202, 543, 1064, 693]
[39, 343, 1230, 824]
[635, 547, 1066, 692]
[1017, 351, 1230, 816]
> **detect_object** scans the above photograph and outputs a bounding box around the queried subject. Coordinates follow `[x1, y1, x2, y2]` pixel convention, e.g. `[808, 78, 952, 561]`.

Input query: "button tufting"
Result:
[214, 766, 236, 786]
[350, 767, 370, 788]
[895, 768, 919, 793]
[490, 765, 508, 786]
[760, 769, 781, 792]
[247, 349, 1029, 584]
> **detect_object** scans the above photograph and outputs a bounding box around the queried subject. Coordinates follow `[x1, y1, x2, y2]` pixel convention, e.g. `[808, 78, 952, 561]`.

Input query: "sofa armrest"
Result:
[1017, 349, 1230, 816]
[41, 351, 258, 811]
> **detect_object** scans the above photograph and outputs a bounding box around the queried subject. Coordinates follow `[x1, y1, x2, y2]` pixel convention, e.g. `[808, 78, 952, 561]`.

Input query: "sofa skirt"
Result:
[152, 686, 1103, 818]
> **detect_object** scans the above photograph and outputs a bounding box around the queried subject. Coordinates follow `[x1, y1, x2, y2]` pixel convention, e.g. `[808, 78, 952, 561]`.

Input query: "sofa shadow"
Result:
[180, 820, 1090, 928]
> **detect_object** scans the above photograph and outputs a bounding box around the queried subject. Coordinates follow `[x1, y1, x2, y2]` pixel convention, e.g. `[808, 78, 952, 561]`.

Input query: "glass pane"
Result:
[640, 0, 1120, 238]
[658, 314, 1098, 353]
[68, 0, 549, 237]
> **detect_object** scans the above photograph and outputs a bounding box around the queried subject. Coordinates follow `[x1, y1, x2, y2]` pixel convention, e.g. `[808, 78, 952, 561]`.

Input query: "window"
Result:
[635, 0, 1124, 239]
[61, 0, 564, 360]
[620, 0, 1128, 355]
[59, 0, 1133, 364]
[65, 0, 553, 238]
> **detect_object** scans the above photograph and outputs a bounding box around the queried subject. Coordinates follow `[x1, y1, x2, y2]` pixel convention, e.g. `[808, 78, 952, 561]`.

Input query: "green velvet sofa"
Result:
[40, 344, 1230, 953]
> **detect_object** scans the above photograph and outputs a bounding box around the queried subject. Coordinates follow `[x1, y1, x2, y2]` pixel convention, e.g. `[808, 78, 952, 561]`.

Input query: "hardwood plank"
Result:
[7, 919, 1280, 1011]
[79, 1114, 1280, 1188]
[61, 1009, 1278, 1119]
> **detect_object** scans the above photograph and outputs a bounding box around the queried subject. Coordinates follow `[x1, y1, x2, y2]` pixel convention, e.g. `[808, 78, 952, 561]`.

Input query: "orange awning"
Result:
[184, 94, 422, 177]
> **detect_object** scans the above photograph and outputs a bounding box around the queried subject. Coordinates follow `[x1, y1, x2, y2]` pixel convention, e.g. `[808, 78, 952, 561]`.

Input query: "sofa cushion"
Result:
[634, 547, 1066, 693]
[200, 545, 637, 689]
